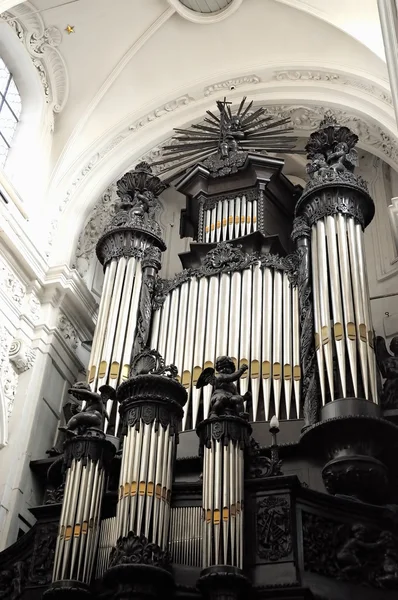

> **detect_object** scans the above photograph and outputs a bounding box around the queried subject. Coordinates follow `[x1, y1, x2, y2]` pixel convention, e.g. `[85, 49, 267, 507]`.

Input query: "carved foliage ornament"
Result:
[302, 512, 398, 589]
[257, 495, 292, 562]
[109, 532, 170, 570]
[197, 415, 252, 451]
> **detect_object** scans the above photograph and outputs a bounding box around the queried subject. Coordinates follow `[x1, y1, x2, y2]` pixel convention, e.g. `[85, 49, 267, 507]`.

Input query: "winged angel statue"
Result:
[59, 382, 115, 435]
[196, 356, 250, 419]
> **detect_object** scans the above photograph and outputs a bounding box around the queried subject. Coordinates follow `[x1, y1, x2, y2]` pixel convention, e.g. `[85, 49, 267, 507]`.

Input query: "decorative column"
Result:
[298, 114, 398, 504]
[87, 162, 166, 432]
[102, 350, 187, 600]
[196, 358, 251, 600]
[44, 385, 115, 598]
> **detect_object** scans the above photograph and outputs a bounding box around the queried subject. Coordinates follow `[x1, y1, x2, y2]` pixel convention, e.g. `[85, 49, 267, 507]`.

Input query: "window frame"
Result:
[0, 61, 21, 169]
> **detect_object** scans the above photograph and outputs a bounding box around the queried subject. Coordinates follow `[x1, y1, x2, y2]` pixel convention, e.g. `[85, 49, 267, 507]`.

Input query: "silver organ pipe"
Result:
[114, 379, 186, 556]
[168, 506, 202, 567]
[262, 268, 273, 420]
[316, 219, 334, 401]
[311, 227, 326, 406]
[97, 256, 127, 388]
[283, 272, 292, 419]
[336, 214, 357, 396]
[250, 264, 263, 421]
[88, 259, 117, 386]
[192, 277, 209, 428]
[154, 261, 300, 427]
[52, 436, 114, 586]
[216, 201, 223, 243]
[247, 199, 252, 235]
[252, 199, 258, 232]
[240, 196, 247, 237]
[222, 199, 228, 241]
[203, 275, 220, 420]
[182, 278, 199, 430]
[205, 209, 211, 244]
[197, 418, 251, 570]
[308, 213, 377, 405]
[272, 270, 283, 419]
[228, 198, 235, 240]
[239, 268, 252, 397]
[210, 206, 216, 243]
[325, 216, 346, 397]
[234, 197, 241, 238]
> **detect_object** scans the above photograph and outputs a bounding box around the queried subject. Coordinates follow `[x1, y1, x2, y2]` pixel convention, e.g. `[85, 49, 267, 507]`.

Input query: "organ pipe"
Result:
[51, 433, 114, 589]
[197, 416, 251, 570]
[112, 366, 186, 557]
[154, 261, 300, 428]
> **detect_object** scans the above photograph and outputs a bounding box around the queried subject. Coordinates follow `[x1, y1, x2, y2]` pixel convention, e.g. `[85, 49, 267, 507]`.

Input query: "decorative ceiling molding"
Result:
[204, 75, 261, 96]
[0, 1, 69, 113]
[273, 70, 392, 106]
[59, 94, 195, 215]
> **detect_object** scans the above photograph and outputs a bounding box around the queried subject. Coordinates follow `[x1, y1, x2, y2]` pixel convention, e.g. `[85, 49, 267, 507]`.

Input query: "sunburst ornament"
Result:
[153, 97, 299, 175]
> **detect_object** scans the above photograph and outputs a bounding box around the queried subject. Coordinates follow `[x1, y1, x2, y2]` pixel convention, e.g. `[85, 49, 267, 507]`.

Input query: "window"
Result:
[0, 58, 21, 170]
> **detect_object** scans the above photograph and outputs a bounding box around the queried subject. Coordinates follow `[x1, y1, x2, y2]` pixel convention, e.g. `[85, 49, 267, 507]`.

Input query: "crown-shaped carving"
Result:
[116, 161, 167, 204]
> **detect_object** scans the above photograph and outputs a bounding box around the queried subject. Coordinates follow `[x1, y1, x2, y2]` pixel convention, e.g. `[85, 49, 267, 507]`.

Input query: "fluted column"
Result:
[196, 415, 251, 600]
[298, 114, 398, 504]
[44, 430, 115, 598]
[102, 351, 187, 599]
[87, 162, 166, 434]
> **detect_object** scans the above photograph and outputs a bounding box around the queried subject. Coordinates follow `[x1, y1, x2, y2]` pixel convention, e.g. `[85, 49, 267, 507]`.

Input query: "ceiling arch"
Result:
[46, 71, 398, 266]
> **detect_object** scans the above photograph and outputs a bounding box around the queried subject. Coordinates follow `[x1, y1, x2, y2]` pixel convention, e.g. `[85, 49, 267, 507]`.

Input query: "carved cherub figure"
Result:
[327, 141, 358, 173]
[306, 152, 328, 178]
[337, 524, 381, 575]
[58, 382, 113, 435]
[375, 336, 398, 410]
[196, 356, 250, 418]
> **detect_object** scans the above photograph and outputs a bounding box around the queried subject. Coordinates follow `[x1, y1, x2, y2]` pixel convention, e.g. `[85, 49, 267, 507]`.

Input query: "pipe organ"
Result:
[41, 105, 397, 600]
[152, 256, 301, 429]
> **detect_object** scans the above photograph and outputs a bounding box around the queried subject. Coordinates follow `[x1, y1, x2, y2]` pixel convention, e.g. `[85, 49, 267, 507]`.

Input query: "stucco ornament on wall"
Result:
[0, 1, 69, 113]
[9, 339, 36, 374]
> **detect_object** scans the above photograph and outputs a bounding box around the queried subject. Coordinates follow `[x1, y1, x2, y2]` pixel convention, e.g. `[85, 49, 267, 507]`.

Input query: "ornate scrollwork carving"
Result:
[257, 495, 292, 561]
[109, 532, 171, 570]
[299, 112, 374, 226]
[197, 414, 252, 451]
[247, 438, 282, 479]
[153, 242, 297, 310]
[96, 163, 166, 266]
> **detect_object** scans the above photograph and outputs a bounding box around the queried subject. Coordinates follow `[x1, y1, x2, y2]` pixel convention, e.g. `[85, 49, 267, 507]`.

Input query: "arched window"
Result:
[0, 58, 21, 170]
